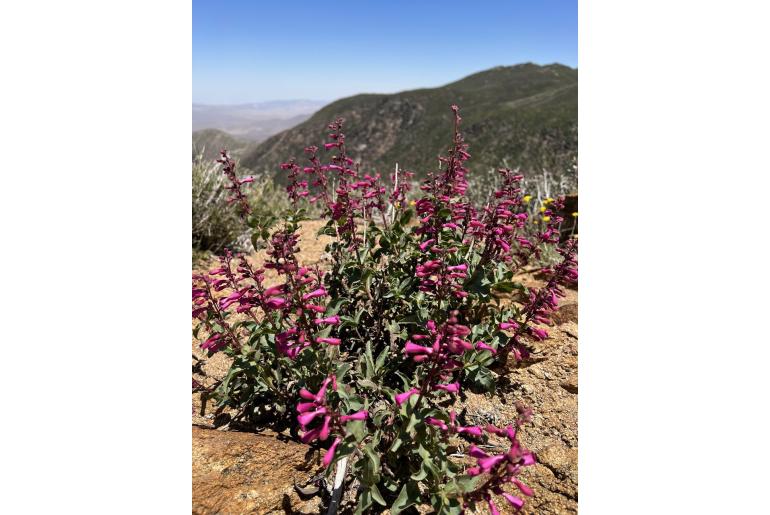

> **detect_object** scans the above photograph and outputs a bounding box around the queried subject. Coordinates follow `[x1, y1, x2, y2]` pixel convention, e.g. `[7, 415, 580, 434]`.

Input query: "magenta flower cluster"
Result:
[463, 424, 537, 514]
[277, 118, 405, 248]
[193, 232, 343, 360]
[296, 375, 368, 467]
[425, 410, 483, 438]
[216, 150, 252, 217]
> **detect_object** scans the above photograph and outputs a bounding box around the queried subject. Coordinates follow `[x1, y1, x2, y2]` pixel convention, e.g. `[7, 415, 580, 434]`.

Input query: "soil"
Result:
[192, 221, 577, 514]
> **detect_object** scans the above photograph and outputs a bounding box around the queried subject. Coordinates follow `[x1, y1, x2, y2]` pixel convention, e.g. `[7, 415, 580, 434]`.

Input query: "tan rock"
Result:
[192, 427, 324, 515]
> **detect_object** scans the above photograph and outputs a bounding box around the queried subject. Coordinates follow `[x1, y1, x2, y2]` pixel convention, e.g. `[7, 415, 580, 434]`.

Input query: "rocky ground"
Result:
[192, 221, 577, 514]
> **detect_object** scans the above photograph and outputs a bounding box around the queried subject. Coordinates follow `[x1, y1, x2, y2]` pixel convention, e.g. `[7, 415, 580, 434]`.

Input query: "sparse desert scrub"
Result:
[192, 106, 577, 514]
[192, 151, 250, 253]
[193, 150, 320, 253]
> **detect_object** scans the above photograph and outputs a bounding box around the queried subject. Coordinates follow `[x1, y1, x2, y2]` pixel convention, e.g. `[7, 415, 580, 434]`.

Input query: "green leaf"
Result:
[364, 270, 374, 296]
[451, 475, 483, 494]
[348, 420, 367, 443]
[364, 443, 381, 481]
[399, 208, 413, 226]
[410, 462, 429, 481]
[391, 481, 420, 514]
[358, 378, 378, 390]
[335, 363, 352, 383]
[466, 366, 496, 393]
[354, 489, 373, 515]
[375, 346, 389, 372]
[364, 343, 375, 379]
[418, 443, 440, 478]
[394, 371, 412, 390]
[370, 483, 387, 506]
[491, 281, 518, 293]
[405, 412, 419, 433]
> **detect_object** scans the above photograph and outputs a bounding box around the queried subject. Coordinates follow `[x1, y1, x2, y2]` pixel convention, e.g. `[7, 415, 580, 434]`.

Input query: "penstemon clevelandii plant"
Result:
[192, 105, 577, 514]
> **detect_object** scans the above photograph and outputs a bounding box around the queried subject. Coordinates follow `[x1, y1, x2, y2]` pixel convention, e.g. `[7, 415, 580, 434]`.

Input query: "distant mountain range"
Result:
[192, 100, 327, 142]
[239, 63, 577, 182]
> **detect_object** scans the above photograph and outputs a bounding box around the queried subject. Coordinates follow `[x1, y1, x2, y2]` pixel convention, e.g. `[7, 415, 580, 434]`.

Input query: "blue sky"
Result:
[193, 0, 577, 104]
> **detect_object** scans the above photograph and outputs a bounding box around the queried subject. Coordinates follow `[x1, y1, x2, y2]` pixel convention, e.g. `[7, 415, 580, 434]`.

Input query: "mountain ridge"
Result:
[240, 63, 577, 181]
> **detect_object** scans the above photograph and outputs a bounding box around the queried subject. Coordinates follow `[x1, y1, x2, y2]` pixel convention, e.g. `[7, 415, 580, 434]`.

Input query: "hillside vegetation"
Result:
[241, 63, 577, 181]
[192, 129, 255, 161]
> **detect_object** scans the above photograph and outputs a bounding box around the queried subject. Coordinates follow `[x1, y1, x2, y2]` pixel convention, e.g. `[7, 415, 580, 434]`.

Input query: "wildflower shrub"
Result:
[192, 106, 577, 514]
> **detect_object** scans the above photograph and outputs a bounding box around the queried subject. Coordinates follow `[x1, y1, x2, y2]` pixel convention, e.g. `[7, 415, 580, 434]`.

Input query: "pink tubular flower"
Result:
[500, 321, 519, 331]
[201, 333, 227, 352]
[296, 402, 316, 413]
[262, 284, 286, 297]
[475, 341, 497, 354]
[418, 238, 435, 251]
[433, 382, 460, 394]
[264, 297, 288, 310]
[478, 454, 507, 472]
[512, 478, 534, 496]
[466, 466, 482, 477]
[319, 415, 332, 440]
[298, 388, 316, 401]
[339, 410, 368, 422]
[501, 493, 524, 510]
[530, 327, 549, 340]
[468, 445, 489, 459]
[297, 408, 326, 427]
[314, 315, 340, 326]
[487, 497, 501, 515]
[322, 436, 342, 467]
[404, 341, 433, 355]
[520, 452, 536, 466]
[302, 288, 327, 301]
[316, 337, 341, 345]
[425, 417, 449, 431]
[395, 388, 420, 406]
[456, 425, 483, 437]
[300, 427, 321, 444]
[219, 290, 242, 310]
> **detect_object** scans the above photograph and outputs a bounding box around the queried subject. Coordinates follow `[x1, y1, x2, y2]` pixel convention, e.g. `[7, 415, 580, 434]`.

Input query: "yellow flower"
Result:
[395, 201, 401, 208]
[544, 197, 554, 205]
[571, 212, 578, 217]
[539, 206, 546, 213]
[409, 200, 416, 206]
[533, 219, 539, 224]
[542, 216, 551, 222]
[522, 195, 532, 203]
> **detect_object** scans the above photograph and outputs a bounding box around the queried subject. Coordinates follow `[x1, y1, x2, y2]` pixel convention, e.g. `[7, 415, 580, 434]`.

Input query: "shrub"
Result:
[192, 151, 251, 253]
[192, 150, 314, 253]
[192, 106, 577, 514]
